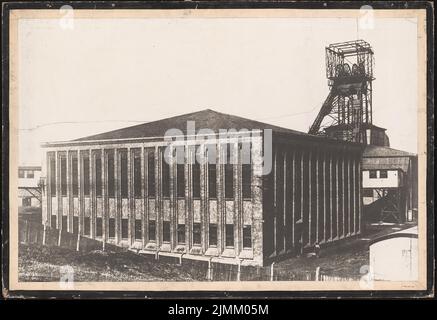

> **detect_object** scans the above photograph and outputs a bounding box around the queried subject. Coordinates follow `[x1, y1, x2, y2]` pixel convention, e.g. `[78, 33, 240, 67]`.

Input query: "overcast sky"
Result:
[17, 15, 418, 165]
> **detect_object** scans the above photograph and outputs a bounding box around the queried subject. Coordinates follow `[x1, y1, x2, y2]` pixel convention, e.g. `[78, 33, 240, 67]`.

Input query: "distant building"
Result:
[41, 109, 363, 266]
[362, 146, 418, 223]
[18, 166, 42, 209]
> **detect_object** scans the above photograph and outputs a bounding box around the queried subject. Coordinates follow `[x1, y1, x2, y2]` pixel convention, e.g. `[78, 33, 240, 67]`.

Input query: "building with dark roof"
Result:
[361, 145, 418, 223]
[41, 109, 363, 266]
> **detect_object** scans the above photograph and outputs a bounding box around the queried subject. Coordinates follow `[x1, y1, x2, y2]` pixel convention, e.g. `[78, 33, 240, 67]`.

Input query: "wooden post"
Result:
[270, 262, 275, 281]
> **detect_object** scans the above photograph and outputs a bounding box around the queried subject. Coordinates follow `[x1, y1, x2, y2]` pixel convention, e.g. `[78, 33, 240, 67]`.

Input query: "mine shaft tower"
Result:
[309, 40, 375, 143]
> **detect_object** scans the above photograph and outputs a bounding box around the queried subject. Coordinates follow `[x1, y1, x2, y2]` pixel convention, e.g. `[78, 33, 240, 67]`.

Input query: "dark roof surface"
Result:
[363, 145, 416, 158]
[75, 109, 308, 141]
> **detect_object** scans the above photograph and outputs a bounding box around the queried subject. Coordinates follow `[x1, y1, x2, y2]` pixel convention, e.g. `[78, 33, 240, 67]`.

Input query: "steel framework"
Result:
[309, 40, 375, 143]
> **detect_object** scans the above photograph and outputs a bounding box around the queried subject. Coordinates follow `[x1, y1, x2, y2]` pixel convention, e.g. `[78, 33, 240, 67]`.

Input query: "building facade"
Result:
[41, 110, 363, 266]
[18, 166, 42, 209]
[362, 145, 418, 223]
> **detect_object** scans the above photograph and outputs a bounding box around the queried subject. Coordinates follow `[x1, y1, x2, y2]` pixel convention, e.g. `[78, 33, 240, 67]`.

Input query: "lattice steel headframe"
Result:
[309, 40, 375, 143]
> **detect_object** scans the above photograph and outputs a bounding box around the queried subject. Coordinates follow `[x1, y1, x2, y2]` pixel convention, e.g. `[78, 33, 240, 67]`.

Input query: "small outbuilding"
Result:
[369, 226, 418, 281]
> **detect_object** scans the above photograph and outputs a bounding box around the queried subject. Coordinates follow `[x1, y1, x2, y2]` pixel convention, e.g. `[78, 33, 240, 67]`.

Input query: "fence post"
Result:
[270, 262, 275, 281]
[315, 266, 320, 281]
[237, 259, 242, 281]
[207, 258, 213, 281]
[42, 224, 47, 246]
[58, 228, 62, 246]
[76, 233, 81, 251]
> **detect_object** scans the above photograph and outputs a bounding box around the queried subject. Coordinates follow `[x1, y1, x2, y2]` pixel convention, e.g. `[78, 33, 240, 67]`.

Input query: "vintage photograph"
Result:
[5, 4, 430, 294]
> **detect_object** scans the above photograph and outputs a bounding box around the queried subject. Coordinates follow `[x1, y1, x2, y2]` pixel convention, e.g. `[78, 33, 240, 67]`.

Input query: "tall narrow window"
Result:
[51, 215, 57, 229]
[135, 219, 142, 240]
[243, 225, 252, 248]
[177, 164, 185, 198]
[225, 144, 234, 199]
[107, 152, 115, 197]
[147, 150, 155, 197]
[208, 164, 217, 199]
[193, 223, 201, 245]
[225, 224, 234, 247]
[148, 221, 156, 241]
[241, 142, 252, 199]
[84, 217, 90, 236]
[120, 152, 128, 198]
[60, 156, 67, 196]
[162, 151, 170, 198]
[83, 156, 90, 196]
[192, 148, 201, 198]
[73, 217, 79, 234]
[163, 221, 170, 242]
[133, 152, 142, 198]
[108, 218, 115, 238]
[95, 156, 102, 197]
[176, 147, 185, 198]
[369, 170, 377, 179]
[379, 169, 388, 179]
[49, 156, 56, 196]
[177, 224, 185, 244]
[121, 218, 128, 239]
[96, 217, 103, 237]
[209, 224, 217, 246]
[62, 216, 68, 230]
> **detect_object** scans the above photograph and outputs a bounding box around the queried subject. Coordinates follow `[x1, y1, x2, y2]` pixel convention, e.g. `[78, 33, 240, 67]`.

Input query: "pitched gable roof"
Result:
[75, 109, 307, 141]
[363, 145, 416, 158]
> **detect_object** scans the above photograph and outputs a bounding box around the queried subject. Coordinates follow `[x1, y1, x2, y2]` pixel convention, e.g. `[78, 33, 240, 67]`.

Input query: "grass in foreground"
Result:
[18, 243, 206, 282]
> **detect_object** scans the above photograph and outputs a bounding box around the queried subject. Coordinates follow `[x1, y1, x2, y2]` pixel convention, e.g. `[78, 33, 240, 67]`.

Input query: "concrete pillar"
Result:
[341, 152, 345, 239]
[200, 144, 208, 253]
[300, 149, 304, 246]
[90, 150, 96, 239]
[46, 152, 52, 227]
[335, 152, 339, 240]
[67, 150, 73, 233]
[291, 150, 296, 248]
[308, 150, 312, 247]
[217, 143, 224, 254]
[169, 146, 177, 250]
[186, 146, 192, 251]
[102, 149, 108, 244]
[358, 156, 362, 234]
[329, 152, 333, 241]
[114, 148, 120, 243]
[56, 151, 62, 229]
[128, 148, 135, 246]
[322, 151, 328, 242]
[315, 151, 319, 243]
[351, 156, 357, 234]
[155, 146, 161, 247]
[141, 147, 147, 248]
[283, 151, 288, 251]
[78, 151, 84, 236]
[235, 142, 243, 255]
[348, 155, 352, 236]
